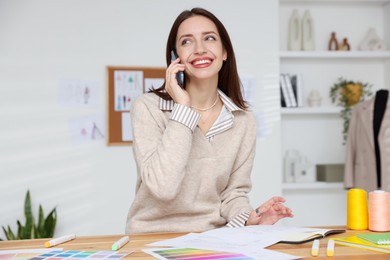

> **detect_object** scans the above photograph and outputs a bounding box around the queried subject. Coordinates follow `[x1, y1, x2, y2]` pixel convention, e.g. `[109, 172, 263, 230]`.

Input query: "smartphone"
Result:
[170, 50, 185, 88]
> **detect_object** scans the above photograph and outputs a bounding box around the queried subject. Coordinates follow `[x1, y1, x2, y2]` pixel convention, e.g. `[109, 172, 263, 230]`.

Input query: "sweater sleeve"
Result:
[220, 112, 256, 222]
[131, 96, 200, 201]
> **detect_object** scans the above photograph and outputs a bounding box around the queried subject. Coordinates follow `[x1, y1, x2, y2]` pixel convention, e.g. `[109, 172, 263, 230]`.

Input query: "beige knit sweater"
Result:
[125, 92, 256, 234]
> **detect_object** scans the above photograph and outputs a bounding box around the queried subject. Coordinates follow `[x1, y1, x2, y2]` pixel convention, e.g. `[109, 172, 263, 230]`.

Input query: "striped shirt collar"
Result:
[159, 89, 243, 112]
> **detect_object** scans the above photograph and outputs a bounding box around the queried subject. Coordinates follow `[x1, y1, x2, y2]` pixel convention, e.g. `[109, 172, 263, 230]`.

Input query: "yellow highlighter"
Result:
[327, 239, 335, 256]
[311, 239, 320, 256]
[44, 234, 76, 248]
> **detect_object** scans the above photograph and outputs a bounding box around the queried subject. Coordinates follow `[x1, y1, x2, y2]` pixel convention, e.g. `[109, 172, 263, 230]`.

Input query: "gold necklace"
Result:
[191, 93, 219, 111]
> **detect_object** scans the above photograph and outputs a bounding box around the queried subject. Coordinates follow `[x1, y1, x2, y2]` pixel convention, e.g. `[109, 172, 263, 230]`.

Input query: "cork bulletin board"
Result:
[106, 66, 165, 145]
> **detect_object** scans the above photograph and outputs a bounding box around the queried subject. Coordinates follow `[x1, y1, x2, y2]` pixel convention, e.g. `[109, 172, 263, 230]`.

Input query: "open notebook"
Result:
[279, 228, 345, 244]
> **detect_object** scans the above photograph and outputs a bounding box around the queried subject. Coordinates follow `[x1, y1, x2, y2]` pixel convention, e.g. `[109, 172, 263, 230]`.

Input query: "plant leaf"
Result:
[44, 208, 57, 238]
[2, 225, 15, 240]
[37, 205, 45, 238]
[33, 224, 39, 239]
[17, 220, 24, 240]
[24, 190, 33, 239]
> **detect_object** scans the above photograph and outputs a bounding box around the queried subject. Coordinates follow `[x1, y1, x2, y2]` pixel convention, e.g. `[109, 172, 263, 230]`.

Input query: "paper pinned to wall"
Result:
[68, 113, 105, 144]
[58, 79, 99, 108]
[145, 78, 164, 92]
[114, 70, 144, 111]
[121, 112, 132, 141]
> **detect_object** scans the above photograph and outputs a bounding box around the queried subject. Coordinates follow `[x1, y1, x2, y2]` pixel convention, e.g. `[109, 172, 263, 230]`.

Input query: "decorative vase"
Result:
[308, 89, 322, 107]
[302, 10, 315, 51]
[359, 28, 386, 51]
[328, 32, 339, 51]
[288, 9, 301, 51]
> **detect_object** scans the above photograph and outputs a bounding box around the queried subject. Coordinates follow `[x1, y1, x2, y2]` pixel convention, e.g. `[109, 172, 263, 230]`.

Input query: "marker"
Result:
[111, 236, 129, 251]
[44, 234, 76, 248]
[311, 239, 320, 256]
[327, 239, 335, 256]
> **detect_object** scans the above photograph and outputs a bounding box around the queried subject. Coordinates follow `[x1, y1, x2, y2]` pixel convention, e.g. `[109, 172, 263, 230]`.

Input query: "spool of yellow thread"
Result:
[347, 188, 368, 230]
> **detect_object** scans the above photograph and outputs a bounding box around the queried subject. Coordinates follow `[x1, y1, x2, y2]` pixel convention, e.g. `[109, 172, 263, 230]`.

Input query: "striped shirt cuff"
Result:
[170, 103, 201, 132]
[226, 211, 251, 228]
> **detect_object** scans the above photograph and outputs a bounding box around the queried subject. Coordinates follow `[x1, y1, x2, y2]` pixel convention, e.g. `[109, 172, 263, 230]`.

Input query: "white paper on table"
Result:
[147, 226, 310, 259]
[142, 247, 300, 260]
[150, 226, 310, 248]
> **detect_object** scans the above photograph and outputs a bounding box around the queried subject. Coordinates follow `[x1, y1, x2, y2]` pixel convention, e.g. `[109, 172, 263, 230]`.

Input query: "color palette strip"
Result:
[145, 247, 255, 260]
[0, 249, 63, 259]
[27, 249, 132, 259]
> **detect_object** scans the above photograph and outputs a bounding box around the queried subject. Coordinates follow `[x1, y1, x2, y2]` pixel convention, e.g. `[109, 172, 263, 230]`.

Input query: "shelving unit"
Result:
[281, 107, 341, 115]
[279, 0, 390, 175]
[278, 0, 390, 227]
[282, 182, 343, 190]
[280, 51, 390, 59]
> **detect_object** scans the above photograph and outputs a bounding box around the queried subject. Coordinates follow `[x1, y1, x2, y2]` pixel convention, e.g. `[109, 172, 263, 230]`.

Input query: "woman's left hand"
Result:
[246, 196, 293, 226]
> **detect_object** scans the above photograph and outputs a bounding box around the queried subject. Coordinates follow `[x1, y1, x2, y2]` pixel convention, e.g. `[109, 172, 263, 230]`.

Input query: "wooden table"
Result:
[0, 227, 388, 259]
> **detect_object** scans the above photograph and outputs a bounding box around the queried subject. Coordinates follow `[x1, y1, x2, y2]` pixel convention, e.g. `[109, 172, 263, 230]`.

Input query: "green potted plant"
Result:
[330, 77, 373, 143]
[1, 190, 57, 240]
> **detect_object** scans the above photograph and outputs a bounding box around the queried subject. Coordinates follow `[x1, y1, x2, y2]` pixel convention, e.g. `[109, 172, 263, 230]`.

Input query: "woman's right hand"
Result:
[165, 57, 190, 107]
[246, 196, 293, 226]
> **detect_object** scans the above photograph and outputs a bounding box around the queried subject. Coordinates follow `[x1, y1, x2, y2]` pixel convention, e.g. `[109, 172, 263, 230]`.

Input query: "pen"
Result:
[311, 239, 320, 257]
[111, 236, 129, 251]
[327, 239, 335, 256]
[44, 234, 76, 248]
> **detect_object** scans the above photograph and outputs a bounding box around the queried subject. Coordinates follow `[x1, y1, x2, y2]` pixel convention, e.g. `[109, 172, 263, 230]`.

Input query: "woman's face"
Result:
[176, 15, 227, 82]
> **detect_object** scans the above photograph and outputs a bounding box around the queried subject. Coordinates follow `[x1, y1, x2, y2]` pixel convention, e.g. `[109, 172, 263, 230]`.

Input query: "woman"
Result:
[126, 7, 293, 234]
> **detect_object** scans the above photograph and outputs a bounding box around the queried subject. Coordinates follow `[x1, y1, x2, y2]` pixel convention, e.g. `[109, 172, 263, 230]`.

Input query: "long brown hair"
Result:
[150, 7, 248, 110]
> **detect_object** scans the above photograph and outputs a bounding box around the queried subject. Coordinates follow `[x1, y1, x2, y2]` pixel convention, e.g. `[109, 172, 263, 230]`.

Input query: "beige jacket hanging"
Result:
[344, 97, 390, 192]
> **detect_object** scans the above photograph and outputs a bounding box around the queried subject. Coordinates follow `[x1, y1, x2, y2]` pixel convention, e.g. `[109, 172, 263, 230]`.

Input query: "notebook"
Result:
[332, 235, 390, 254]
[357, 233, 390, 245]
[278, 228, 345, 244]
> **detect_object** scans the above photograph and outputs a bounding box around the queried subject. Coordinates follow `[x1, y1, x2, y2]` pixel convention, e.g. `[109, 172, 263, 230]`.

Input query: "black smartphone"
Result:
[170, 50, 185, 88]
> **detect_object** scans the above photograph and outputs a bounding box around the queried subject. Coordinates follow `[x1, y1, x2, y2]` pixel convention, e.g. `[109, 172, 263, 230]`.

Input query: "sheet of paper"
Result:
[143, 247, 300, 260]
[144, 78, 164, 92]
[143, 247, 255, 260]
[114, 70, 144, 111]
[58, 79, 99, 108]
[150, 226, 311, 248]
[68, 113, 105, 144]
[147, 226, 330, 260]
[121, 112, 132, 141]
[0, 248, 63, 259]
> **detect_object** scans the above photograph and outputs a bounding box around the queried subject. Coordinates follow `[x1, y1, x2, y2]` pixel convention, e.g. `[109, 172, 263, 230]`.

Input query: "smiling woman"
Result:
[0, 0, 283, 237]
[124, 7, 293, 235]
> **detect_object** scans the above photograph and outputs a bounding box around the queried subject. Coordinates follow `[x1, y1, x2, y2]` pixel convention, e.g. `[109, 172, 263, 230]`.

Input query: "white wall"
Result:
[0, 0, 281, 237]
[385, 3, 390, 85]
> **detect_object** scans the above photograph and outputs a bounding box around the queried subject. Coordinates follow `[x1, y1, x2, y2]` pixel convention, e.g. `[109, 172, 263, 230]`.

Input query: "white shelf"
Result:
[281, 107, 341, 115]
[282, 182, 344, 190]
[280, 51, 390, 59]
